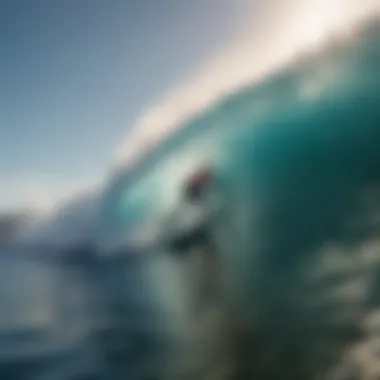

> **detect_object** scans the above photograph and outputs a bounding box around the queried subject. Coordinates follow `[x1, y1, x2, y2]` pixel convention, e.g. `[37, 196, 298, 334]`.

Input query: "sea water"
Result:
[0, 250, 167, 380]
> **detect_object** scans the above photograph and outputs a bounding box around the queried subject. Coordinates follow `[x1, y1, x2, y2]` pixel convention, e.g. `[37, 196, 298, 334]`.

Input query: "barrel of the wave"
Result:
[0, 254, 104, 380]
[205, 19, 380, 379]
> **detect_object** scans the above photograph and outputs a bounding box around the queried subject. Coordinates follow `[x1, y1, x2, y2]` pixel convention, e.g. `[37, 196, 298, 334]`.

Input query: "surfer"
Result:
[166, 167, 222, 310]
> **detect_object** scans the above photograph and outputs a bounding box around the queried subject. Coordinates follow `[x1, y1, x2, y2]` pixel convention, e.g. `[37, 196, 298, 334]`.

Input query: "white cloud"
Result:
[115, 0, 380, 170]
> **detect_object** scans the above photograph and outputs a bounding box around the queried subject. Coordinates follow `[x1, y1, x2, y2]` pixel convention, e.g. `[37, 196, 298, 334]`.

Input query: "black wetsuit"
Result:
[167, 207, 220, 310]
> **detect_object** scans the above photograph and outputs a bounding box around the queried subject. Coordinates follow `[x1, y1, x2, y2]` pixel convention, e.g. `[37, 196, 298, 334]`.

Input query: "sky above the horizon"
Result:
[0, 0, 378, 213]
[0, 0, 252, 212]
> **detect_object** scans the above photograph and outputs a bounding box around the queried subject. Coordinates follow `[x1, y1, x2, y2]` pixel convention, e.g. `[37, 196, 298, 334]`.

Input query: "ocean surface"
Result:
[0, 251, 170, 380]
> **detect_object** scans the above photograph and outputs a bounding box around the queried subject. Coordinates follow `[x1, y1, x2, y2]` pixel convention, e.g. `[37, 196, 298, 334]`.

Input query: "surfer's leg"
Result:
[197, 235, 221, 311]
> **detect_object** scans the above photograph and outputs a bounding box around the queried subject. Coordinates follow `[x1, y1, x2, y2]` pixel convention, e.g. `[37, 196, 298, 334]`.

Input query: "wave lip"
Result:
[114, 1, 380, 173]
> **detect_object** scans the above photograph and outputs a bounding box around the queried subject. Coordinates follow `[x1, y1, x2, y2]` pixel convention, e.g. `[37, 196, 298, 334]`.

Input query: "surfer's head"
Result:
[183, 167, 212, 202]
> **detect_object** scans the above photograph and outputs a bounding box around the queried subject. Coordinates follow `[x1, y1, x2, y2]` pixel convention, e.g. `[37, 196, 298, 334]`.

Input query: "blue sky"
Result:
[0, 0, 247, 212]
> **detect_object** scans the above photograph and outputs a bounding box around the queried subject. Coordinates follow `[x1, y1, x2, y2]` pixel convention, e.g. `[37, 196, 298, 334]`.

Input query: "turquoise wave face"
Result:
[99, 18, 380, 379]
